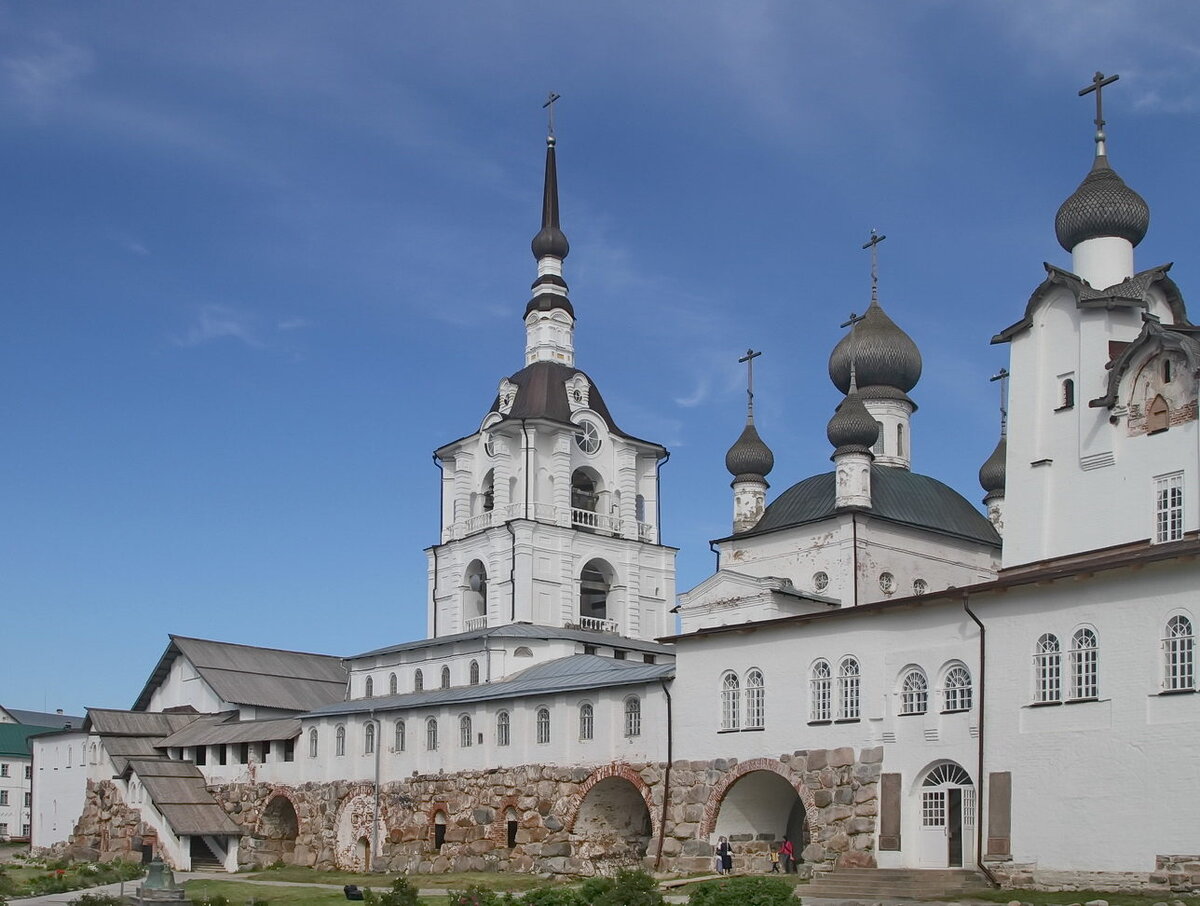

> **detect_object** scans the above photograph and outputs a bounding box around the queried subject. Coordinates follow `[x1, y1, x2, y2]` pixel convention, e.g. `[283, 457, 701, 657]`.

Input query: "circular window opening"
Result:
[483, 434, 495, 456]
[575, 422, 601, 455]
[879, 572, 895, 594]
[913, 578, 928, 595]
[813, 571, 829, 592]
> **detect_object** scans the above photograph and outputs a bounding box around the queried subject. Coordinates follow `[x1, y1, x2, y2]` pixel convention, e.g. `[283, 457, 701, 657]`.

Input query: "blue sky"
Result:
[3, 2, 1199, 715]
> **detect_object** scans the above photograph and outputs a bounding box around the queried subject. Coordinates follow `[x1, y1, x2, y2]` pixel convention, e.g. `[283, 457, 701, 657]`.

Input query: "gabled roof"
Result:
[132, 635, 347, 713]
[4, 708, 85, 729]
[122, 758, 240, 836]
[0, 723, 52, 758]
[86, 708, 213, 774]
[352, 621, 674, 660]
[1090, 316, 1200, 409]
[158, 716, 301, 748]
[308, 653, 673, 718]
[718, 466, 1000, 548]
[992, 263, 1189, 344]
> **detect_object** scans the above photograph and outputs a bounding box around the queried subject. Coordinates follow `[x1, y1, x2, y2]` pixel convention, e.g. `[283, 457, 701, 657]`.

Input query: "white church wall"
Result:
[31, 731, 88, 847]
[977, 561, 1200, 874]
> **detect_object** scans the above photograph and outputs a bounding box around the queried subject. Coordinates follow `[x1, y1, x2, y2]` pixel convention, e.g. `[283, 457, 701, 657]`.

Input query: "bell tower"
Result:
[426, 108, 677, 643]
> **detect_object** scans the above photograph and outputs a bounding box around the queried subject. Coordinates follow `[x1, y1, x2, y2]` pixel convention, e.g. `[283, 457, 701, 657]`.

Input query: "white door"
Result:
[916, 763, 975, 868]
[918, 789, 948, 866]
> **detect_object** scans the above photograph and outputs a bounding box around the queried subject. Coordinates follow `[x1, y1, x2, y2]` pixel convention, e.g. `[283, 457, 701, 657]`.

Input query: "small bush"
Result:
[446, 885, 502, 906]
[519, 887, 584, 906]
[372, 877, 419, 906]
[580, 869, 663, 906]
[72, 894, 127, 906]
[687, 875, 796, 906]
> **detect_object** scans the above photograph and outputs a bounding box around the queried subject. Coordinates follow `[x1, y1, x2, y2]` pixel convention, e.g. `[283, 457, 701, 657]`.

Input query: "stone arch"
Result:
[701, 758, 817, 837]
[333, 785, 385, 871]
[491, 795, 523, 846]
[565, 764, 659, 838]
[565, 764, 658, 873]
[255, 790, 302, 864]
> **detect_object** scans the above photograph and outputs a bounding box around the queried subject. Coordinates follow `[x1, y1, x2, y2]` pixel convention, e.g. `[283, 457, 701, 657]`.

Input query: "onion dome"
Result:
[828, 301, 922, 398]
[530, 136, 570, 260]
[725, 417, 774, 481]
[826, 390, 879, 455]
[978, 435, 1007, 499]
[1055, 155, 1149, 252]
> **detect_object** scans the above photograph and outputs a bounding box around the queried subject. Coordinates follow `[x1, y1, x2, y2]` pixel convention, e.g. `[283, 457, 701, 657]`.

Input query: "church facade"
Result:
[54, 79, 1199, 891]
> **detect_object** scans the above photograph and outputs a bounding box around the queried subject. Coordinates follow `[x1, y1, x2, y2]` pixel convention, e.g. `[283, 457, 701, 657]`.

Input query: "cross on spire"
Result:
[840, 311, 867, 391]
[861, 229, 887, 304]
[1079, 71, 1118, 156]
[543, 91, 561, 138]
[738, 348, 762, 416]
[990, 367, 1010, 435]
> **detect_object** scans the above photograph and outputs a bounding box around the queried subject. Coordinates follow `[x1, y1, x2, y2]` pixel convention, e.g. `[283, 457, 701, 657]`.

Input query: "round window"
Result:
[813, 571, 829, 592]
[879, 572, 895, 594]
[913, 578, 928, 596]
[575, 422, 601, 455]
[483, 434, 495, 457]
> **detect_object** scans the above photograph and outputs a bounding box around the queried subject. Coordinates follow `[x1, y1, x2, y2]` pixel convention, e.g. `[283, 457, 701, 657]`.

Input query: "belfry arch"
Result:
[463, 560, 488, 629]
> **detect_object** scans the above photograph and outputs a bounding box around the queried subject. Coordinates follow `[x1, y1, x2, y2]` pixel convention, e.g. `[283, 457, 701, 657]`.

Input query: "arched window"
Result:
[1156, 473, 1184, 543]
[459, 714, 473, 748]
[810, 660, 832, 722]
[1060, 378, 1075, 410]
[579, 559, 613, 626]
[432, 811, 447, 851]
[900, 668, 928, 715]
[469, 660, 480, 685]
[897, 423, 905, 458]
[1164, 358, 1174, 383]
[496, 711, 510, 747]
[389, 673, 398, 696]
[838, 657, 860, 720]
[364, 677, 374, 699]
[942, 664, 972, 712]
[464, 560, 488, 628]
[441, 666, 451, 689]
[335, 725, 346, 757]
[579, 703, 594, 740]
[414, 669, 424, 692]
[513, 646, 533, 658]
[536, 708, 551, 745]
[308, 728, 319, 758]
[720, 671, 740, 731]
[1069, 628, 1098, 700]
[1034, 634, 1061, 703]
[364, 722, 375, 755]
[635, 494, 647, 523]
[1163, 615, 1196, 691]
[394, 720, 406, 753]
[745, 669, 765, 729]
[571, 469, 599, 518]
[481, 469, 495, 513]
[624, 696, 642, 738]
[425, 717, 438, 751]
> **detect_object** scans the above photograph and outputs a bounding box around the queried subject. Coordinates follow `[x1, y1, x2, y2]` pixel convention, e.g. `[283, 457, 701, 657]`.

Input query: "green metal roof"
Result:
[0, 723, 51, 758]
[727, 466, 1001, 548]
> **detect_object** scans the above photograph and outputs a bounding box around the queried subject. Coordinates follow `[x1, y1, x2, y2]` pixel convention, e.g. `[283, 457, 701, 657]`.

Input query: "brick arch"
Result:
[700, 757, 817, 837]
[491, 796, 523, 844]
[564, 763, 659, 838]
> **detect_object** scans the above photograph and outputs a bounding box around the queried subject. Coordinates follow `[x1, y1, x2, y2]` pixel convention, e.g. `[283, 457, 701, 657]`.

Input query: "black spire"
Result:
[531, 136, 570, 260]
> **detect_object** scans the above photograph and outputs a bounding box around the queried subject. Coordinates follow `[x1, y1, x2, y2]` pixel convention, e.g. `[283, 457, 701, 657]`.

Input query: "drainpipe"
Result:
[851, 513, 859, 607]
[507, 520, 518, 622]
[653, 678, 674, 870]
[370, 712, 381, 872]
[962, 593, 998, 889]
[709, 539, 719, 572]
[431, 454, 444, 638]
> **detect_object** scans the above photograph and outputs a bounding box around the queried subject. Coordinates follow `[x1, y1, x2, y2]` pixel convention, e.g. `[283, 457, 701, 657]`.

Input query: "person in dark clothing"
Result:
[716, 836, 733, 874]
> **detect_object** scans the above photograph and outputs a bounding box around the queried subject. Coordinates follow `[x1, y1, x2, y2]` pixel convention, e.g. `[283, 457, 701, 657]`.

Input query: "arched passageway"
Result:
[256, 795, 300, 864]
[712, 770, 807, 872]
[571, 776, 653, 873]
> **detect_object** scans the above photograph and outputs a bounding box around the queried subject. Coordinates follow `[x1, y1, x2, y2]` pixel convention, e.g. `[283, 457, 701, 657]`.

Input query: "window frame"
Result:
[810, 660, 832, 722]
[535, 707, 551, 745]
[744, 669, 765, 730]
[496, 711, 511, 747]
[1155, 473, 1184, 543]
[1034, 633, 1062, 703]
[837, 657, 860, 721]
[941, 663, 973, 713]
[578, 702, 594, 741]
[335, 725, 346, 757]
[394, 720, 406, 752]
[1069, 627, 1099, 701]
[624, 696, 642, 738]
[720, 671, 740, 731]
[899, 667, 929, 715]
[459, 714, 473, 748]
[1163, 615, 1196, 692]
[426, 717, 439, 751]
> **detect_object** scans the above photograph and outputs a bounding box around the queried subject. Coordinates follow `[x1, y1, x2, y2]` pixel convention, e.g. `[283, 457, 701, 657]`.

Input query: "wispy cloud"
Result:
[1, 31, 92, 116]
[173, 305, 263, 349]
[674, 377, 710, 408]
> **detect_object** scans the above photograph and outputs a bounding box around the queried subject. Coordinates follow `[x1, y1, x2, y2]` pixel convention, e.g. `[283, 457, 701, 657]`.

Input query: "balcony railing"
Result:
[577, 616, 619, 633]
[464, 616, 488, 632]
[447, 503, 653, 543]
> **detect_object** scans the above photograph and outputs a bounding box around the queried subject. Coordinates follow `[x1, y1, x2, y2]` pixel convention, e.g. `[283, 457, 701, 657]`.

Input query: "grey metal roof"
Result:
[725, 466, 1001, 548]
[353, 621, 674, 660]
[1091, 317, 1200, 409]
[308, 654, 674, 718]
[87, 709, 202, 738]
[1055, 154, 1149, 252]
[132, 635, 347, 713]
[159, 716, 301, 748]
[5, 708, 85, 729]
[828, 300, 922, 399]
[725, 415, 774, 480]
[125, 758, 240, 836]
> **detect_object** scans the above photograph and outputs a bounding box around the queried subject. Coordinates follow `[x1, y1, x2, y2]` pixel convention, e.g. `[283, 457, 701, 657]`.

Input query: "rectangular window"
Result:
[24, 766, 32, 780]
[283, 739, 295, 762]
[1155, 473, 1184, 543]
[921, 791, 945, 827]
[0, 823, 7, 835]
[24, 793, 31, 808]
[22, 824, 30, 837]
[0, 764, 8, 777]
[194, 746, 206, 766]
[0, 791, 7, 805]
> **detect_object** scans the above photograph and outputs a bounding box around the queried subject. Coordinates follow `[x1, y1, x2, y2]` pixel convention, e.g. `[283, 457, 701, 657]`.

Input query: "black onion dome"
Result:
[531, 136, 570, 260]
[1055, 156, 1149, 252]
[725, 418, 774, 481]
[826, 391, 879, 454]
[829, 301, 922, 396]
[979, 435, 1007, 498]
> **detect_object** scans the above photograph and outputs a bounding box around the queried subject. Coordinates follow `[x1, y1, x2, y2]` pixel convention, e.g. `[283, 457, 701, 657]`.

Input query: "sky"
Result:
[3, 2, 1200, 716]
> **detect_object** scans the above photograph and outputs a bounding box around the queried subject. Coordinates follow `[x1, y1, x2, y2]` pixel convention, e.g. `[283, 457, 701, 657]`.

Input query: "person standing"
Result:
[717, 836, 733, 874]
[779, 836, 795, 874]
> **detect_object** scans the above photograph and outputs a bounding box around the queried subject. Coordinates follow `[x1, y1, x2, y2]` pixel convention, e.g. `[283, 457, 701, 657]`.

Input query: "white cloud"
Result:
[1, 31, 92, 116]
[173, 305, 263, 349]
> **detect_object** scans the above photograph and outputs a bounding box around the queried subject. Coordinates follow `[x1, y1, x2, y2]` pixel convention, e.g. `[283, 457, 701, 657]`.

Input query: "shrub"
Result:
[72, 894, 127, 906]
[519, 887, 584, 906]
[687, 875, 796, 906]
[446, 886, 502, 906]
[372, 877, 419, 906]
[579, 869, 663, 906]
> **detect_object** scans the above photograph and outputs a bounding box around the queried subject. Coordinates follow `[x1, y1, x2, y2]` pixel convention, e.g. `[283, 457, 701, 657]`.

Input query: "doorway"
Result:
[916, 762, 974, 868]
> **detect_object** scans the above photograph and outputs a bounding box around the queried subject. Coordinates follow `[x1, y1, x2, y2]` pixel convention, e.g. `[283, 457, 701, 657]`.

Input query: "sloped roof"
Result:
[0, 724, 51, 758]
[4, 708, 85, 729]
[308, 654, 673, 718]
[123, 758, 239, 836]
[724, 466, 1000, 548]
[87, 708, 212, 775]
[132, 635, 347, 713]
[159, 716, 301, 748]
[353, 621, 674, 660]
[1090, 317, 1200, 409]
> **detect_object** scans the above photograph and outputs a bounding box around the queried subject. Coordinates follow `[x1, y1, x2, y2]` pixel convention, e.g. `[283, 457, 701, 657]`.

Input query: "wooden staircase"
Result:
[800, 868, 991, 902]
[189, 836, 224, 871]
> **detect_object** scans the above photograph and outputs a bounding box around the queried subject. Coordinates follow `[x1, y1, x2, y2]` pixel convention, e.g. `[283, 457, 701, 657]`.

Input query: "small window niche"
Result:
[1147, 394, 1170, 435]
[1057, 377, 1075, 412]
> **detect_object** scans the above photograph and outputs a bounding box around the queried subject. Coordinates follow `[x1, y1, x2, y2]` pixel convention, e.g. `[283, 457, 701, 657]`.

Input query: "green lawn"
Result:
[186, 880, 454, 905]
[245, 866, 564, 891]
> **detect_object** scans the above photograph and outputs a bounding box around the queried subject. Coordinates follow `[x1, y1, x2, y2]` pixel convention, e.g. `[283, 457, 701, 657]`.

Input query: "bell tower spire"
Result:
[525, 92, 576, 366]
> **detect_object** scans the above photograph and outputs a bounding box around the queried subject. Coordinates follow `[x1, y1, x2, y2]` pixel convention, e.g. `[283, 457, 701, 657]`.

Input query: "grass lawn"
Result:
[943, 889, 1200, 906]
[245, 866, 564, 891]
[186, 880, 455, 905]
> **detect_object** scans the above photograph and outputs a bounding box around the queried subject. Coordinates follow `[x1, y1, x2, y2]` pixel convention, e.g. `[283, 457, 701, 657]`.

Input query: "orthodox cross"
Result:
[990, 367, 1010, 434]
[738, 348, 762, 414]
[543, 92, 562, 136]
[861, 229, 886, 303]
[840, 310, 867, 389]
[1079, 71, 1118, 151]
